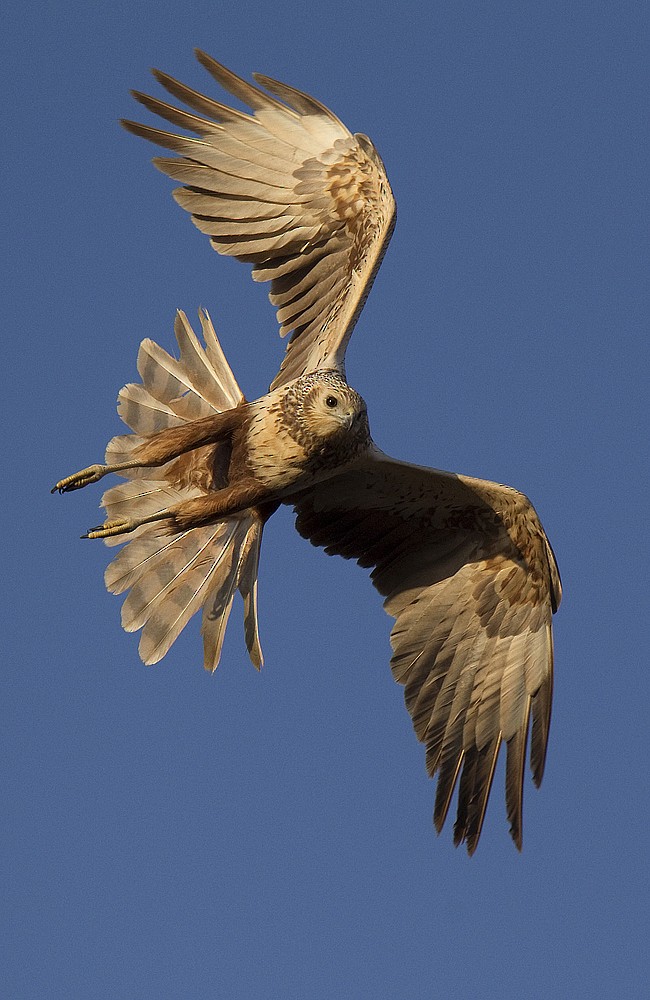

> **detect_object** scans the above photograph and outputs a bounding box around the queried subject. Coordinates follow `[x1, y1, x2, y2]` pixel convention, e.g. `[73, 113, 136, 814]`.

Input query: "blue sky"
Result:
[4, 2, 648, 997]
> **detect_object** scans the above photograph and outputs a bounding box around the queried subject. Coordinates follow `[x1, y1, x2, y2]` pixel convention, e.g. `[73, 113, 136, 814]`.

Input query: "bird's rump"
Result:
[122, 49, 396, 388]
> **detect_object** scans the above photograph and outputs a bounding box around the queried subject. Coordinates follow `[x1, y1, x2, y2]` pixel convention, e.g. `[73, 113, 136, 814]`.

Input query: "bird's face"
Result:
[300, 380, 369, 443]
[275, 371, 371, 458]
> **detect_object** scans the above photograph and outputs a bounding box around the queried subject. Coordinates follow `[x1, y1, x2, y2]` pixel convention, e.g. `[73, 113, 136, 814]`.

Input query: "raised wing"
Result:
[122, 50, 396, 389]
[292, 450, 561, 854]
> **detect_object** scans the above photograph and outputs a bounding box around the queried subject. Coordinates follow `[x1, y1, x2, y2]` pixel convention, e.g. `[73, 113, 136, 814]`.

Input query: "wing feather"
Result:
[123, 51, 396, 388]
[504, 698, 531, 850]
[292, 449, 560, 853]
[455, 738, 501, 852]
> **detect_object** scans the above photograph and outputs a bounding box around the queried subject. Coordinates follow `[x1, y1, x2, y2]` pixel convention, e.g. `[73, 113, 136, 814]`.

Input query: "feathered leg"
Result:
[52, 408, 245, 495]
[56, 308, 269, 670]
[83, 479, 270, 539]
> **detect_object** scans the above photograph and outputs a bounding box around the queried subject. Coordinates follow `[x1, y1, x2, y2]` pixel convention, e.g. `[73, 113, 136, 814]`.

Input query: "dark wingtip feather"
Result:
[465, 835, 480, 857]
[530, 682, 553, 787]
[432, 752, 464, 835]
[453, 748, 479, 848]
[120, 117, 155, 141]
[505, 707, 530, 849]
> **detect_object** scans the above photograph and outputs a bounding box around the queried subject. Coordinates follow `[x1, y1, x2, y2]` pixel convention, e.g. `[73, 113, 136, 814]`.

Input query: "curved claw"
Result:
[82, 509, 170, 540]
[52, 465, 107, 494]
[82, 517, 138, 540]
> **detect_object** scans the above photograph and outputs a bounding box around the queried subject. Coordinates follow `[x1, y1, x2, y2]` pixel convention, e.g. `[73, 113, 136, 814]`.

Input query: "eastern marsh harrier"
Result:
[54, 52, 561, 853]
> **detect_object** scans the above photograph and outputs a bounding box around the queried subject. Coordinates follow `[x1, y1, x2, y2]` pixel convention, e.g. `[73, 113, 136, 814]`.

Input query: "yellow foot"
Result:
[52, 465, 107, 494]
[82, 517, 141, 540]
[81, 510, 169, 540]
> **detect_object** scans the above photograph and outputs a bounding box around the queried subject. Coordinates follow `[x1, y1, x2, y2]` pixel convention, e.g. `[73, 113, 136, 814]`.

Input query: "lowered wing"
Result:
[292, 450, 561, 854]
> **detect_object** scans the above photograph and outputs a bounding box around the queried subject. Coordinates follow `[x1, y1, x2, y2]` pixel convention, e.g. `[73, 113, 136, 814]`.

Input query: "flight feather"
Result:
[122, 50, 396, 389]
[292, 450, 560, 852]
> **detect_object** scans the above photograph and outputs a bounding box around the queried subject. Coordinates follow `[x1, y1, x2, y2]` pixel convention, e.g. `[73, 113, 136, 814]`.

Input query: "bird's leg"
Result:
[52, 407, 246, 494]
[52, 460, 144, 494]
[83, 479, 270, 540]
[82, 508, 171, 539]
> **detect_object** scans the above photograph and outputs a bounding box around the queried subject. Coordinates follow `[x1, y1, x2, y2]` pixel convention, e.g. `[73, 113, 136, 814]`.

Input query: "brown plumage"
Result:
[54, 53, 562, 854]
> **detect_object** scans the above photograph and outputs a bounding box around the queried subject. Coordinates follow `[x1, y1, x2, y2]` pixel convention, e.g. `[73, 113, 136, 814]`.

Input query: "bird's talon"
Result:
[82, 517, 137, 540]
[52, 465, 107, 494]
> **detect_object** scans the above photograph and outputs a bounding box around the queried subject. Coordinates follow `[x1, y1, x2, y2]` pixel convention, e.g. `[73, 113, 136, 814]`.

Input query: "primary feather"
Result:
[55, 54, 562, 855]
[292, 451, 560, 853]
[122, 50, 396, 389]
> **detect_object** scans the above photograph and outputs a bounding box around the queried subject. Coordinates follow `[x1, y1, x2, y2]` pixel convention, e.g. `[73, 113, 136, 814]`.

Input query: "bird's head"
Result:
[281, 371, 370, 452]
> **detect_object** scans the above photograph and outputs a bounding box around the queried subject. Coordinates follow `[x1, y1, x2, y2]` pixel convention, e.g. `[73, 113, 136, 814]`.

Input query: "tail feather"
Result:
[105, 434, 161, 481]
[238, 520, 264, 668]
[199, 310, 245, 407]
[135, 523, 240, 664]
[202, 591, 237, 672]
[105, 522, 194, 593]
[136, 309, 244, 416]
[117, 383, 181, 435]
[100, 309, 265, 669]
[102, 478, 197, 527]
[175, 309, 243, 411]
[201, 520, 255, 672]
[121, 521, 238, 633]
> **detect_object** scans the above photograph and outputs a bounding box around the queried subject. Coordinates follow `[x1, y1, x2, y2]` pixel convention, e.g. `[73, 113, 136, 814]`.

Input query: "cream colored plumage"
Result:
[100, 309, 264, 669]
[54, 53, 561, 853]
[122, 49, 395, 389]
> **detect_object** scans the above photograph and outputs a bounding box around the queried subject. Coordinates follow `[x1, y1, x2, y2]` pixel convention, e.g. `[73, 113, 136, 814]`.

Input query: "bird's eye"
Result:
[325, 395, 338, 408]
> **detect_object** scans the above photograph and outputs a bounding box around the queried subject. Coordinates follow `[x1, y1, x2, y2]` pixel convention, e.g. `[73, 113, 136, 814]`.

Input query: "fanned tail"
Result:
[100, 309, 265, 669]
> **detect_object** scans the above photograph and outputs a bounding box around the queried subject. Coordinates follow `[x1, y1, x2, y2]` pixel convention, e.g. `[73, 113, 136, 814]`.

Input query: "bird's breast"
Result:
[243, 409, 311, 492]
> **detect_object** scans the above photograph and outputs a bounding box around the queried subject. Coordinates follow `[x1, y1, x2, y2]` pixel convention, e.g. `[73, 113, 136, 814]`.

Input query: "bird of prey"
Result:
[54, 51, 562, 854]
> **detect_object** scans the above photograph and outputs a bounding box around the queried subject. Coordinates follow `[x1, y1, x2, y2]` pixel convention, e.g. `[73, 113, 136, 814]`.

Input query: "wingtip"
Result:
[128, 89, 158, 113]
[454, 821, 479, 856]
[466, 838, 479, 858]
[120, 117, 140, 136]
[531, 753, 547, 788]
[194, 48, 215, 72]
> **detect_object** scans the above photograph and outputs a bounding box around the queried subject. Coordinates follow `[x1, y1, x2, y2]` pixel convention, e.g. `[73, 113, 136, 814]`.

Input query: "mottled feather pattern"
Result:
[100, 310, 265, 668]
[122, 51, 396, 388]
[292, 451, 559, 852]
[56, 54, 561, 854]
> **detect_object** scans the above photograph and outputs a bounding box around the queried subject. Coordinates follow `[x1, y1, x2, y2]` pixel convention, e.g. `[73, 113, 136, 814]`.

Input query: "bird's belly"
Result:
[251, 455, 307, 491]
[245, 424, 310, 492]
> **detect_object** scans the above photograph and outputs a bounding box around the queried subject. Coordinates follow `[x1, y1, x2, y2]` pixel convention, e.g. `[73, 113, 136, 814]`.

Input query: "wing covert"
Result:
[122, 51, 396, 389]
[292, 450, 560, 854]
